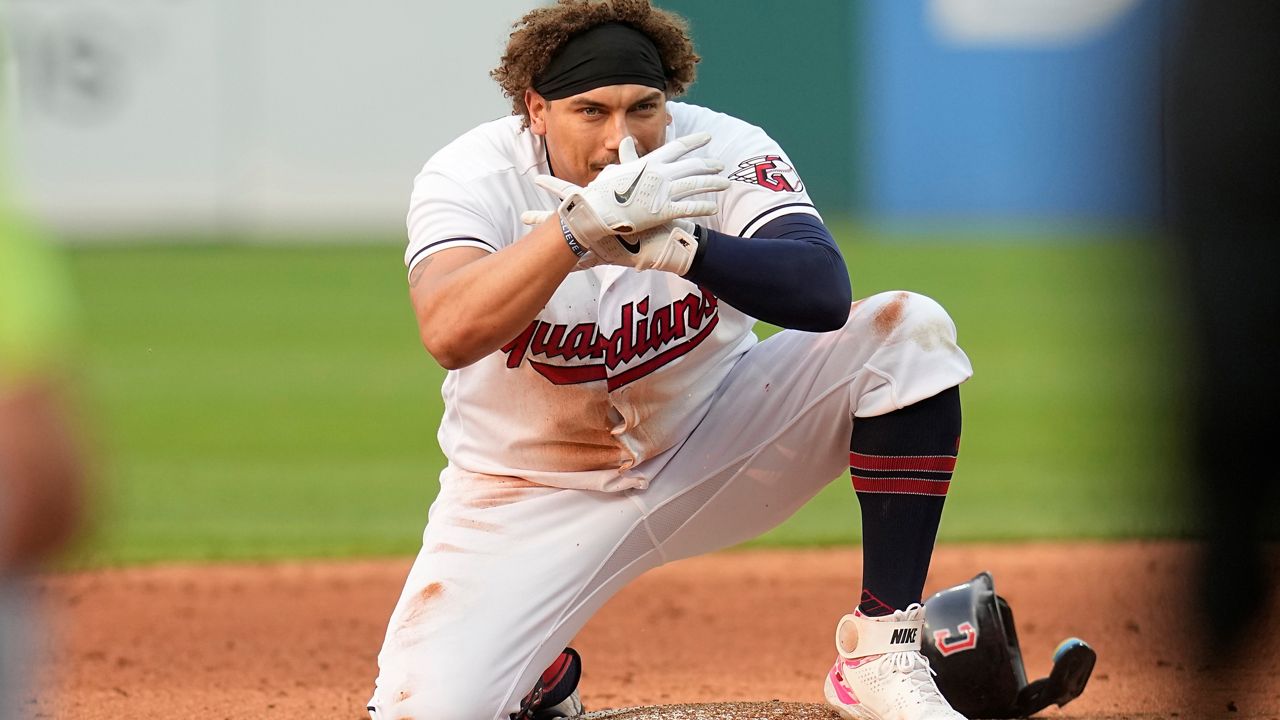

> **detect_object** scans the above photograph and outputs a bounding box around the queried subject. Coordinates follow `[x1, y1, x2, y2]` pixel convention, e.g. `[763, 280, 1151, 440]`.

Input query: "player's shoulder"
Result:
[667, 101, 783, 157]
[669, 102, 770, 140]
[419, 114, 541, 184]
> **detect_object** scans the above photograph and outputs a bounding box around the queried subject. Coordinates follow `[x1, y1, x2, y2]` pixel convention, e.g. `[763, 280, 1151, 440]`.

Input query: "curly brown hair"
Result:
[492, 0, 699, 125]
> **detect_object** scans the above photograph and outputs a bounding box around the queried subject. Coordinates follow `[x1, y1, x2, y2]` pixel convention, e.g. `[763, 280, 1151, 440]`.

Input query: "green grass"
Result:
[59, 227, 1191, 566]
[750, 227, 1191, 546]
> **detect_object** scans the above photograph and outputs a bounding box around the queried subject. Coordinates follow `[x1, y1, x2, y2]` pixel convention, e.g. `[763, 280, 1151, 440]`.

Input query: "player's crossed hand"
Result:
[523, 212, 703, 275]
[523, 132, 729, 275]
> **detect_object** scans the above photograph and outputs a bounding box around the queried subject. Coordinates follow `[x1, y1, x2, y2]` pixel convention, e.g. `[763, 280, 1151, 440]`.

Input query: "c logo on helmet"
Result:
[934, 622, 979, 656]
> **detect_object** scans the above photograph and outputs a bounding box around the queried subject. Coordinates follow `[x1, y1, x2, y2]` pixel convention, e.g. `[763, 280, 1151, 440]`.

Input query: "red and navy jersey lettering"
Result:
[501, 288, 719, 391]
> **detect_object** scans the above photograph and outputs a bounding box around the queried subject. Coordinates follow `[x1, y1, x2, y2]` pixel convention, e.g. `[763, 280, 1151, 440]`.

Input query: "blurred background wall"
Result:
[6, 0, 1168, 238]
[5, 0, 535, 238]
[666, 0, 1166, 226]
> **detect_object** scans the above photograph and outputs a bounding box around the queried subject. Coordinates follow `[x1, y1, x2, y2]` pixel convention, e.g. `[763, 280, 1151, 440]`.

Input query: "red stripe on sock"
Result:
[849, 451, 956, 472]
[851, 476, 951, 495]
[859, 590, 894, 617]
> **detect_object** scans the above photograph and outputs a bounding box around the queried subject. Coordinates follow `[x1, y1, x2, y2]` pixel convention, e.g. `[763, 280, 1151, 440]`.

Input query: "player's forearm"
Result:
[684, 214, 852, 331]
[413, 221, 579, 370]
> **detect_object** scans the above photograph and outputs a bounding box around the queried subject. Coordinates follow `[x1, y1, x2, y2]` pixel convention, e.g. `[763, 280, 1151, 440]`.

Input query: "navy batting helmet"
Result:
[921, 571, 1097, 719]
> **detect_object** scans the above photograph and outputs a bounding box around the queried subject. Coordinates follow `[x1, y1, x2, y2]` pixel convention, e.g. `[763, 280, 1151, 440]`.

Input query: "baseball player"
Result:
[368, 2, 973, 719]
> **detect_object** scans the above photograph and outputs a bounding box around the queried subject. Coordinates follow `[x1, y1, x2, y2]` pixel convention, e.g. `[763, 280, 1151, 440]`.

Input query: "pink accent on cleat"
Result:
[827, 663, 861, 706]
[844, 654, 880, 669]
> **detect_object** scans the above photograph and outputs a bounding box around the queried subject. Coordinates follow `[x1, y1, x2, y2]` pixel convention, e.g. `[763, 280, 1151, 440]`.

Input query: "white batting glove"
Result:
[534, 133, 728, 245]
[613, 219, 700, 275]
[521, 211, 701, 275]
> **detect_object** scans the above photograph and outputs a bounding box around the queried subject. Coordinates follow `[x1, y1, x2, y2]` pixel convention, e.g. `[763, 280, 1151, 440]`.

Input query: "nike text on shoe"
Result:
[823, 604, 966, 720]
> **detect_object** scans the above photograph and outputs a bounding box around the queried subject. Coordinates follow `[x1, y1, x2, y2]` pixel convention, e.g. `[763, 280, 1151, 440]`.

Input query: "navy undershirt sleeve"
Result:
[682, 213, 851, 332]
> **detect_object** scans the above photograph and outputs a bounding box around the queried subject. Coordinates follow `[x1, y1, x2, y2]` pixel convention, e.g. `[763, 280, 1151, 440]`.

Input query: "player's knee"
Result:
[372, 693, 488, 720]
[899, 291, 957, 340]
[379, 694, 474, 720]
[848, 290, 957, 346]
[370, 674, 504, 720]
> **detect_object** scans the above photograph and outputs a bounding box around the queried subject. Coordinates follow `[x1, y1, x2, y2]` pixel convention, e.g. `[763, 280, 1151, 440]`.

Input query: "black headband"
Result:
[533, 23, 667, 101]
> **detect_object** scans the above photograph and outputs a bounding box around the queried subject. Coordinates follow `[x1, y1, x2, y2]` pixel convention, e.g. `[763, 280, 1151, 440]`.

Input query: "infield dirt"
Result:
[27, 542, 1280, 719]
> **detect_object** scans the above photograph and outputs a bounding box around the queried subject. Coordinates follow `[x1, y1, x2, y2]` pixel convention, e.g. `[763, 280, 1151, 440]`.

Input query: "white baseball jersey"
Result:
[405, 102, 822, 491]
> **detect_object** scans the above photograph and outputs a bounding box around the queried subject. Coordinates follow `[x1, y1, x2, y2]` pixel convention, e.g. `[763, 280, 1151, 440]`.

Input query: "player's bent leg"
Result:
[633, 290, 972, 563]
[366, 468, 666, 720]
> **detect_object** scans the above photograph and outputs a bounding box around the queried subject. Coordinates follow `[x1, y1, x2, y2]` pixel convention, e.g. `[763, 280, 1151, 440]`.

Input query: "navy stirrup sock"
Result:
[850, 385, 962, 617]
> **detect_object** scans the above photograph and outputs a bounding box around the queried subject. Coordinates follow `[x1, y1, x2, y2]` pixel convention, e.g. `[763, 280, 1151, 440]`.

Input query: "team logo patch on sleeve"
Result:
[729, 154, 804, 193]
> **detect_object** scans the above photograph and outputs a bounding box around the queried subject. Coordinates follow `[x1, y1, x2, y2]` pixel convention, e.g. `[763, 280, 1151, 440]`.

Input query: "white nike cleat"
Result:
[823, 604, 966, 720]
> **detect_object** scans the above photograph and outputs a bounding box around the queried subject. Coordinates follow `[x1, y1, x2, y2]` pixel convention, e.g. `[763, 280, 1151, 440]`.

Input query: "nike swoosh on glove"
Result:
[613, 219, 701, 275]
[534, 133, 729, 245]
